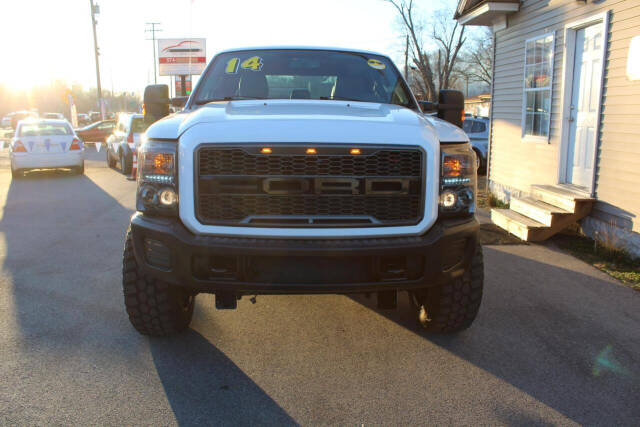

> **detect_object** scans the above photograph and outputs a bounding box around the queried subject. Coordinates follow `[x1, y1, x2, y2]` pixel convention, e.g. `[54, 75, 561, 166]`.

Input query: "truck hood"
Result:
[146, 100, 468, 144]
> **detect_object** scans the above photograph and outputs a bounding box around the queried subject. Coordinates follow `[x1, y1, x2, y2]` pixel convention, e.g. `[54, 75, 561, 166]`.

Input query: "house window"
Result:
[523, 33, 555, 139]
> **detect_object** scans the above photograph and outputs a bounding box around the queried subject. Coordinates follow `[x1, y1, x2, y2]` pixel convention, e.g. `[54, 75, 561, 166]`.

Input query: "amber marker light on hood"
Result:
[261, 147, 272, 154]
[350, 148, 361, 155]
[306, 148, 317, 154]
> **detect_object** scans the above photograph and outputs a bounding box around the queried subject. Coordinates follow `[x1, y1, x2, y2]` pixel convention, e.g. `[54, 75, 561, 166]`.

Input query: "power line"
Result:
[145, 22, 162, 84]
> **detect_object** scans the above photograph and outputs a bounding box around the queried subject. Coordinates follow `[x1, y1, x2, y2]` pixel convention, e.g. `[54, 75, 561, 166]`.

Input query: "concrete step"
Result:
[510, 196, 572, 227]
[530, 184, 594, 212]
[490, 208, 549, 241]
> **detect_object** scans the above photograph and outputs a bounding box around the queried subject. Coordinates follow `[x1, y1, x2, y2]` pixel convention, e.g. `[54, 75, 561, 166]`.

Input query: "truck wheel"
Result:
[411, 244, 484, 333]
[122, 230, 195, 336]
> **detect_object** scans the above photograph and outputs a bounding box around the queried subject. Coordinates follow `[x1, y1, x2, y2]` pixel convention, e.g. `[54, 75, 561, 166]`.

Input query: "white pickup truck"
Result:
[123, 47, 482, 336]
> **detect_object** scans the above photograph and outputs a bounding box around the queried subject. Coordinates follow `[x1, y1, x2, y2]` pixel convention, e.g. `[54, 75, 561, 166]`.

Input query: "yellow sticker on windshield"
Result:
[241, 56, 264, 71]
[367, 59, 386, 70]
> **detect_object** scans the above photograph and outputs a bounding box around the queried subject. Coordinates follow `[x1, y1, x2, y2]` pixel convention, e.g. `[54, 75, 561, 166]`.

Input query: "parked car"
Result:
[462, 116, 489, 172]
[9, 119, 84, 178]
[1, 114, 13, 128]
[77, 113, 91, 126]
[43, 112, 65, 120]
[8, 111, 38, 129]
[105, 113, 149, 174]
[89, 112, 101, 123]
[75, 119, 115, 143]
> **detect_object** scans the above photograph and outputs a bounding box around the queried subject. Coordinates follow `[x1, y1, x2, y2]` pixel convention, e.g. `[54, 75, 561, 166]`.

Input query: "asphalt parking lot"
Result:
[0, 147, 639, 425]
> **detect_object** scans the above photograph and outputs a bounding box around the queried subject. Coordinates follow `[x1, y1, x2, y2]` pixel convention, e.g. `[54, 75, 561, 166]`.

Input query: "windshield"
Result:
[194, 49, 415, 108]
[19, 122, 72, 136]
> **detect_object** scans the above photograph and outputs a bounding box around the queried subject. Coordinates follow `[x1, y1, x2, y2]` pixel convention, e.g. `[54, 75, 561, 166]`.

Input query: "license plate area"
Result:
[191, 254, 425, 285]
[246, 255, 373, 284]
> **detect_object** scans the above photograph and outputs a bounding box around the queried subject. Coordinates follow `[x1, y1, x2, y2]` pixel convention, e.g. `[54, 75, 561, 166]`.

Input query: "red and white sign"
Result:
[157, 38, 206, 76]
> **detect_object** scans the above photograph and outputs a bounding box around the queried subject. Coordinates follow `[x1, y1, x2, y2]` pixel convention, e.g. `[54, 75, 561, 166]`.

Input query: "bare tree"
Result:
[459, 28, 493, 87]
[431, 9, 467, 91]
[386, 0, 467, 101]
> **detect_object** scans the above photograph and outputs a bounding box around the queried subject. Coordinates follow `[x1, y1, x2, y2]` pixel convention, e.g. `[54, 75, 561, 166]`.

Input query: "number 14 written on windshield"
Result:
[225, 56, 264, 74]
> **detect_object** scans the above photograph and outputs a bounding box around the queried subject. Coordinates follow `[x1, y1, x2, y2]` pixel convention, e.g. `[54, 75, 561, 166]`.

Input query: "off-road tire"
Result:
[411, 244, 484, 333]
[122, 230, 195, 336]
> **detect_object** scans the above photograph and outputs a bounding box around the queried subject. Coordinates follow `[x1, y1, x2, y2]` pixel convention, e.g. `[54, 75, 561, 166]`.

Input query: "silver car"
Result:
[463, 116, 489, 172]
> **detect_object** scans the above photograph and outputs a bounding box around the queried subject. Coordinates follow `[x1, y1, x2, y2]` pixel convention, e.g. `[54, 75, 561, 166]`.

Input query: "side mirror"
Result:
[418, 100, 437, 113]
[437, 90, 465, 128]
[143, 84, 170, 123]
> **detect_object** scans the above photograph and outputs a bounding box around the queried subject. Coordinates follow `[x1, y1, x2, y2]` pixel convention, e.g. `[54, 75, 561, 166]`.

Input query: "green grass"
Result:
[477, 190, 509, 209]
[553, 231, 640, 291]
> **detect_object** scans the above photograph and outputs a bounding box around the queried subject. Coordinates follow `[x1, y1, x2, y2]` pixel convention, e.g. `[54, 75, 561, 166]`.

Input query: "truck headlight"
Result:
[136, 138, 178, 216]
[439, 144, 476, 217]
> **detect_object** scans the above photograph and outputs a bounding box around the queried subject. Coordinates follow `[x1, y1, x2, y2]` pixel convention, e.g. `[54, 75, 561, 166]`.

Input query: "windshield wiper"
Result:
[194, 96, 266, 105]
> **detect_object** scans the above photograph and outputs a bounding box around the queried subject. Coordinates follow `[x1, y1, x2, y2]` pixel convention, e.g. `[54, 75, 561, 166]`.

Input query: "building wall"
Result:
[465, 98, 491, 116]
[490, 0, 640, 241]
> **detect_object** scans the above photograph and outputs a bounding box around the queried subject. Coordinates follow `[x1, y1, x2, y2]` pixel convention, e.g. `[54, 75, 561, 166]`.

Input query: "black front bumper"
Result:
[129, 213, 479, 294]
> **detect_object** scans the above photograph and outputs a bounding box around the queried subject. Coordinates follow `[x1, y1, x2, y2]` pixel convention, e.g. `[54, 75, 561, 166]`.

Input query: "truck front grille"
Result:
[195, 145, 424, 227]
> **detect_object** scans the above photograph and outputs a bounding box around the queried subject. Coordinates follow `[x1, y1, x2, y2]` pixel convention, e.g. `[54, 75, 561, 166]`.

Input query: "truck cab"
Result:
[123, 47, 483, 337]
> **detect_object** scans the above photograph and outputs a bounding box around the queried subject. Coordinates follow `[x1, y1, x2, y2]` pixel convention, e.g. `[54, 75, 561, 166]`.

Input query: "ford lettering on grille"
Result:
[196, 145, 424, 227]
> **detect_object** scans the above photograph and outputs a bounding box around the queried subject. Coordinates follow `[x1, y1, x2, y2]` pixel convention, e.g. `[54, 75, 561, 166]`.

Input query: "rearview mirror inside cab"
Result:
[143, 84, 170, 123]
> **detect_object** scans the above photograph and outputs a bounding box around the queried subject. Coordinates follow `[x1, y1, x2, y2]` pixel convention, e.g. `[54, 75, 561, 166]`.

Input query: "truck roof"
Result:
[215, 46, 391, 58]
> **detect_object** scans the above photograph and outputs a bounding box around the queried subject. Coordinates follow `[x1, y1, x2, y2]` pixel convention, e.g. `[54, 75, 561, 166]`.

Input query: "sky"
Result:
[0, 0, 457, 94]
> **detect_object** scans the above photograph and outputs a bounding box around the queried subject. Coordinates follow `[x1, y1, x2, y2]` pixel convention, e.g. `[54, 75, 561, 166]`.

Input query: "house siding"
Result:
[489, 0, 640, 246]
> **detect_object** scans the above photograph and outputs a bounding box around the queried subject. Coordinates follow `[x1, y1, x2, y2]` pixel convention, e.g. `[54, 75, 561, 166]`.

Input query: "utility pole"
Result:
[404, 35, 409, 81]
[145, 22, 162, 84]
[89, 0, 104, 119]
[465, 75, 469, 98]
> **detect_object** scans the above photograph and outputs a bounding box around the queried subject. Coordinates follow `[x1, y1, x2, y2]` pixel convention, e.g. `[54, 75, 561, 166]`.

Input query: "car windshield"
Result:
[131, 117, 149, 134]
[19, 122, 72, 136]
[194, 49, 414, 108]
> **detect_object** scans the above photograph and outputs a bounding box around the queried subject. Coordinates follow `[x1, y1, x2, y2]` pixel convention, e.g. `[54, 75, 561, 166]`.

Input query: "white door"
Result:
[566, 23, 604, 188]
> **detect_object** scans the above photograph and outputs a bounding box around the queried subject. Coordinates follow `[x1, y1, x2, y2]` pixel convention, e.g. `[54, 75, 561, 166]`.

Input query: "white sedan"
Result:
[10, 119, 84, 178]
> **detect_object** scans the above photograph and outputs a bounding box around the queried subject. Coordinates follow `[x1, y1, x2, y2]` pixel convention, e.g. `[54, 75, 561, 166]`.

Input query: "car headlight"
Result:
[136, 137, 178, 216]
[439, 143, 476, 217]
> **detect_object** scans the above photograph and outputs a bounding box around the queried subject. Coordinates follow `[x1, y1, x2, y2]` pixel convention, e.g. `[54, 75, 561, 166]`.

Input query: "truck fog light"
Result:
[440, 190, 457, 208]
[158, 188, 178, 206]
